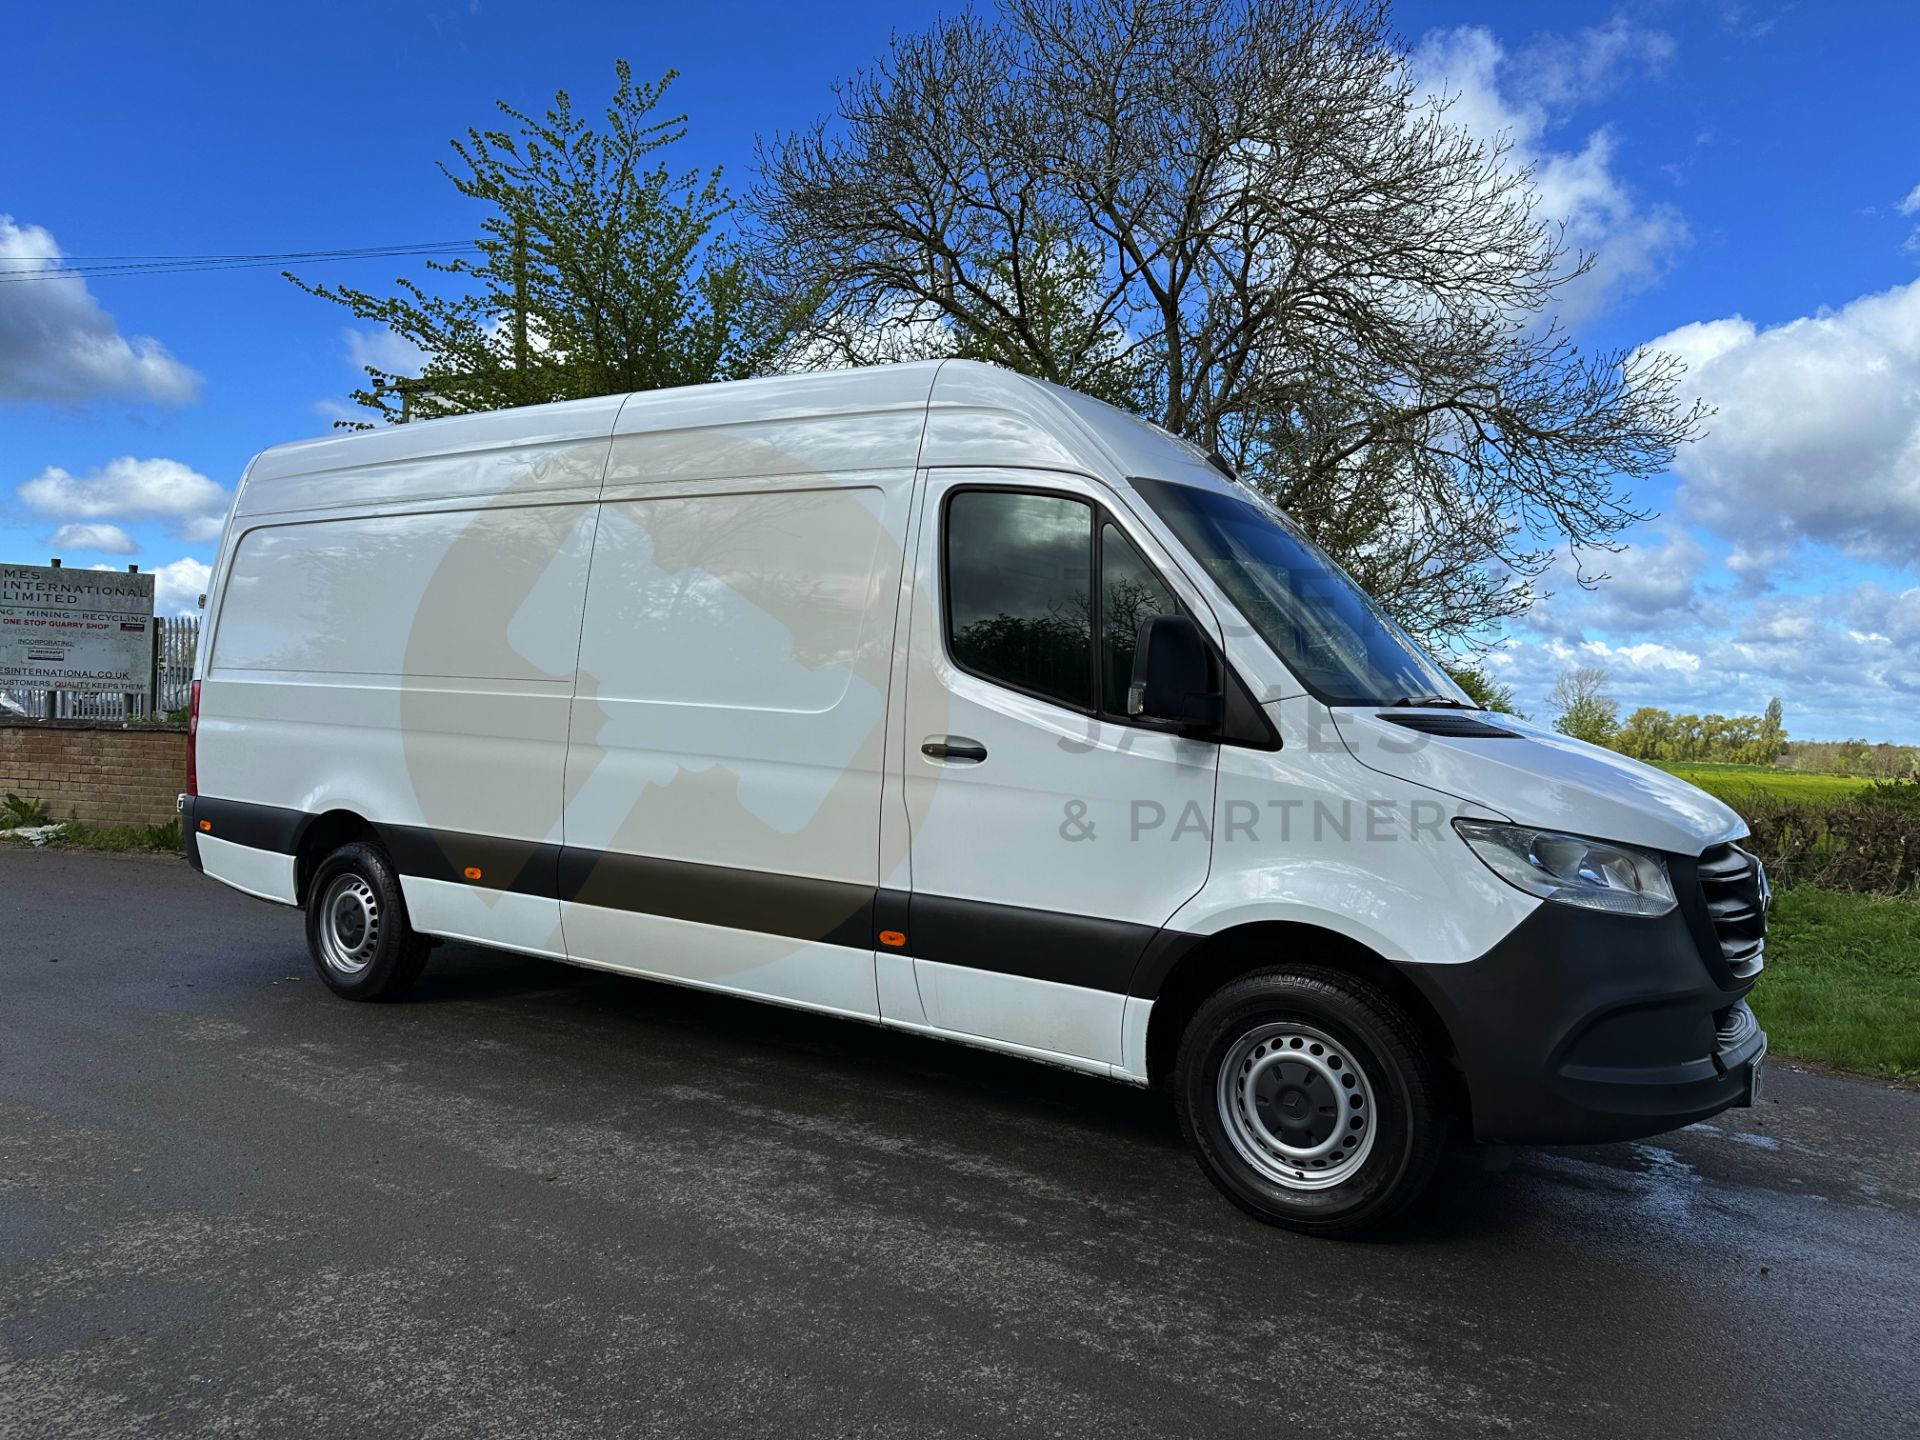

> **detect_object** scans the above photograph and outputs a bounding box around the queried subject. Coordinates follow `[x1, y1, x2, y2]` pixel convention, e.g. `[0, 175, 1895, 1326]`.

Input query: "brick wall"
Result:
[0, 719, 188, 829]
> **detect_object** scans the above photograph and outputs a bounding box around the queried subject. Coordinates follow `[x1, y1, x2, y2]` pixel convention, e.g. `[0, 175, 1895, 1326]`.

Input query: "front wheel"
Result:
[304, 842, 431, 1001]
[1173, 967, 1448, 1238]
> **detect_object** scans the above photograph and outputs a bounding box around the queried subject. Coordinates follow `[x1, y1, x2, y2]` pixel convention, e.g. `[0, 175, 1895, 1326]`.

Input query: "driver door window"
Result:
[943, 489, 1179, 720]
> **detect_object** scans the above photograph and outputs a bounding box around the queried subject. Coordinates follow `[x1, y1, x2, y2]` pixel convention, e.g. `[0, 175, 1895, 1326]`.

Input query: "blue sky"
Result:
[4, 0, 1918, 740]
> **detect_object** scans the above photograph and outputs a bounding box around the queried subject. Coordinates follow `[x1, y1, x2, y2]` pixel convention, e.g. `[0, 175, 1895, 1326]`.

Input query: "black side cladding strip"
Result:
[557, 847, 875, 952]
[379, 824, 562, 903]
[191, 795, 306, 853]
[189, 797, 1197, 996]
[907, 892, 1155, 994]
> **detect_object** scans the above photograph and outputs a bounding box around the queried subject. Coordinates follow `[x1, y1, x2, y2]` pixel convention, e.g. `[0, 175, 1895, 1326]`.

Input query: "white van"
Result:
[183, 360, 1767, 1235]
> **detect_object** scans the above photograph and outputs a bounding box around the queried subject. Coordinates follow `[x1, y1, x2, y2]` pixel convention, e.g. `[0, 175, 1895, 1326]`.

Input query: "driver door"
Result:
[892, 471, 1219, 1072]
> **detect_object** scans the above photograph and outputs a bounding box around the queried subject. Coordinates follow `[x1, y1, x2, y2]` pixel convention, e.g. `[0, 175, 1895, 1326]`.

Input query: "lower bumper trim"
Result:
[1400, 904, 1763, 1146]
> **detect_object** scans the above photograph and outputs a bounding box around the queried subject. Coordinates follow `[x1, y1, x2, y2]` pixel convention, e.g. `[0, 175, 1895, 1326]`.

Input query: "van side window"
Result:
[1099, 522, 1179, 715]
[946, 490, 1093, 709]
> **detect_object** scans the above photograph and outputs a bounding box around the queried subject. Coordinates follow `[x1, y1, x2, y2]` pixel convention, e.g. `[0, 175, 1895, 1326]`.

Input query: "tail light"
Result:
[186, 679, 201, 797]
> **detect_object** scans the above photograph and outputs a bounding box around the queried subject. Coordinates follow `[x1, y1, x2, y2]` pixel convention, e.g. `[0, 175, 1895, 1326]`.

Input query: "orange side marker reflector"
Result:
[878, 930, 907, 948]
[463, 866, 483, 881]
[198, 819, 211, 832]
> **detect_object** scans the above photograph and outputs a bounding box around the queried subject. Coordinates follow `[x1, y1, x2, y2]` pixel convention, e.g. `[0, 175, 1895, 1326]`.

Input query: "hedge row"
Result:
[1727, 782, 1920, 896]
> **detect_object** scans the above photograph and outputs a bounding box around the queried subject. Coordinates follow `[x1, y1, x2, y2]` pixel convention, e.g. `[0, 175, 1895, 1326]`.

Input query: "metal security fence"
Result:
[1, 614, 197, 722]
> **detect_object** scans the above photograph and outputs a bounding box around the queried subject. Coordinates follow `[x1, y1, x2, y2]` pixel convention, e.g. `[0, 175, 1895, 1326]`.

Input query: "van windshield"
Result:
[1131, 476, 1470, 708]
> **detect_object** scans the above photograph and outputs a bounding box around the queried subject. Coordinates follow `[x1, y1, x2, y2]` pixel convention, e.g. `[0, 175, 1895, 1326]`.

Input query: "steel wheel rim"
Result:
[318, 873, 381, 977]
[1217, 1022, 1377, 1191]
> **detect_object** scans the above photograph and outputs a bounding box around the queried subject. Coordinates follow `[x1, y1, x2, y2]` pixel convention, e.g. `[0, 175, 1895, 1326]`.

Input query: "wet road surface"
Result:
[3, 848, 1918, 1438]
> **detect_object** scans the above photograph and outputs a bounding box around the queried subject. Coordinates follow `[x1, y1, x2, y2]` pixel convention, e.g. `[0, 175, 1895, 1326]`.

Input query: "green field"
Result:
[1653, 761, 1875, 804]
[1753, 888, 1920, 1081]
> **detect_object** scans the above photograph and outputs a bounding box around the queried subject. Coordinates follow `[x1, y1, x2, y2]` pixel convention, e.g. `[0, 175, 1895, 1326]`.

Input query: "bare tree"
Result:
[753, 0, 1708, 642]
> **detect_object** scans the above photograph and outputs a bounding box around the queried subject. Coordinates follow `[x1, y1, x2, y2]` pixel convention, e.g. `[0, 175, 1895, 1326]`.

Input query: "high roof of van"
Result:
[234, 359, 1233, 518]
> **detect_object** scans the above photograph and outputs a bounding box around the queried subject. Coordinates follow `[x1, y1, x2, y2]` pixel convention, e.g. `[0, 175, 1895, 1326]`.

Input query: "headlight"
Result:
[1453, 820, 1676, 917]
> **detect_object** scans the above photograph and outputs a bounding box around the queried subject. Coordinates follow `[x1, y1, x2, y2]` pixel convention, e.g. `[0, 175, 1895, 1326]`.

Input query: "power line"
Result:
[0, 242, 481, 284]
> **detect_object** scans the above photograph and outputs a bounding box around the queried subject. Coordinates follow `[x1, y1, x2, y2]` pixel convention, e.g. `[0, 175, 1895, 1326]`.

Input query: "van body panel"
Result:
[1331, 706, 1747, 856]
[565, 483, 900, 876]
[203, 501, 596, 854]
[560, 446, 918, 1016]
[557, 903, 882, 1021]
[1161, 698, 1537, 966]
[912, 960, 1130, 1069]
[402, 877, 570, 961]
[196, 832, 297, 905]
[237, 397, 622, 516]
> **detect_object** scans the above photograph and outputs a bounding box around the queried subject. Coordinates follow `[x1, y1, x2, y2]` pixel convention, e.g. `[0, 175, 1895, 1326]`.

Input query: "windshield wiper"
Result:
[1387, 694, 1477, 710]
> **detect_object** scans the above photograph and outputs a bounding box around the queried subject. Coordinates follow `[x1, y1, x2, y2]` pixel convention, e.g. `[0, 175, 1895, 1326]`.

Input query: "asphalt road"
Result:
[3, 848, 1918, 1439]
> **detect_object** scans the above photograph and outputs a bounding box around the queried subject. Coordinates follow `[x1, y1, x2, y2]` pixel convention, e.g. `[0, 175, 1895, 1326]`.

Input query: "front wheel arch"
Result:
[1143, 922, 1461, 1112]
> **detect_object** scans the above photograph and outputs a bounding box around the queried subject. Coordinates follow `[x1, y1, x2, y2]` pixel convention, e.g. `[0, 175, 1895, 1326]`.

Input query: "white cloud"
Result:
[1511, 16, 1676, 113]
[310, 326, 434, 427]
[1899, 183, 1920, 256]
[1554, 637, 1703, 674]
[44, 522, 136, 555]
[148, 557, 211, 616]
[1505, 576, 1920, 739]
[1643, 278, 1920, 571]
[1847, 582, 1920, 644]
[311, 396, 367, 426]
[0, 214, 201, 405]
[178, 513, 227, 543]
[1522, 525, 1719, 641]
[1410, 21, 1687, 324]
[343, 325, 428, 377]
[19, 455, 227, 521]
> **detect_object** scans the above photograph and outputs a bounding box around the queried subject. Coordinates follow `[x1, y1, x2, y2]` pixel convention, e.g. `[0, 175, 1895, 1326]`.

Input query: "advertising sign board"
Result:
[0, 563, 157, 694]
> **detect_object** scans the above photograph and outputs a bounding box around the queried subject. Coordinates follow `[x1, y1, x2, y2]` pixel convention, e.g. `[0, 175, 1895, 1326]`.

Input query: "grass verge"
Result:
[1752, 887, 1920, 1082]
[0, 818, 182, 852]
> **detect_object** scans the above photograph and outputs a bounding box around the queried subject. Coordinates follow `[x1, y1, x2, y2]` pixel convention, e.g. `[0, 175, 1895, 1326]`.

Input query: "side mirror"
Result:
[1128, 615, 1222, 733]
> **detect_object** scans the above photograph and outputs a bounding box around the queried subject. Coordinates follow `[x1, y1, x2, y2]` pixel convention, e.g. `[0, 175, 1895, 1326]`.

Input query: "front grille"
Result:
[1696, 843, 1767, 979]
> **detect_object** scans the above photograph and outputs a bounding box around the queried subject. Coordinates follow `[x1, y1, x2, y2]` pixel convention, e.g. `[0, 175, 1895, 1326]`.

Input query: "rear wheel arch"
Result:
[293, 809, 380, 904]
[1143, 921, 1460, 1099]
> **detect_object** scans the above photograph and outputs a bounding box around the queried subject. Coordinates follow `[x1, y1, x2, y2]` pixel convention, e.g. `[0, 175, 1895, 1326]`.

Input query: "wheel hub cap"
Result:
[1217, 1023, 1376, 1191]
[318, 874, 381, 977]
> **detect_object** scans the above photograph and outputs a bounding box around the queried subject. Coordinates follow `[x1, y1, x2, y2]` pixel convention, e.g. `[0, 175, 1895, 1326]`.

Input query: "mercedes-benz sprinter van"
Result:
[181, 360, 1768, 1235]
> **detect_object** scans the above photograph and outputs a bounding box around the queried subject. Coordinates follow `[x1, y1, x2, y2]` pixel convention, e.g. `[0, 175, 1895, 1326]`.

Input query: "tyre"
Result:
[304, 841, 431, 1001]
[1173, 966, 1447, 1238]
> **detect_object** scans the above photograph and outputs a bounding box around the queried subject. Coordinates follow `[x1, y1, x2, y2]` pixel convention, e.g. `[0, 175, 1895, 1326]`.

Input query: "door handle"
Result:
[921, 736, 988, 764]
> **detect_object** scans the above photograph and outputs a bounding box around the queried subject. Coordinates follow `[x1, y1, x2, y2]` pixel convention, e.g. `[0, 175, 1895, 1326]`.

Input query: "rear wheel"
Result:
[304, 842, 430, 1001]
[1173, 966, 1447, 1237]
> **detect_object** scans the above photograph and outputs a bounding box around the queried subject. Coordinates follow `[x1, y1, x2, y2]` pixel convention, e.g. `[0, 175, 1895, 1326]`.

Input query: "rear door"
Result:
[893, 471, 1219, 1069]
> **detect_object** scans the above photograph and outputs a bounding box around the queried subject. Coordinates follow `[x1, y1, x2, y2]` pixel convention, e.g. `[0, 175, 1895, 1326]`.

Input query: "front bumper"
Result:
[1400, 900, 1766, 1146]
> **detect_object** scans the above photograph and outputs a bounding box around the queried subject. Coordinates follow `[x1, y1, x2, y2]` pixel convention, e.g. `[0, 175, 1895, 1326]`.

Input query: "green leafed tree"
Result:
[1443, 663, 1521, 716]
[291, 62, 798, 425]
[1548, 666, 1619, 747]
[1613, 705, 1674, 760]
